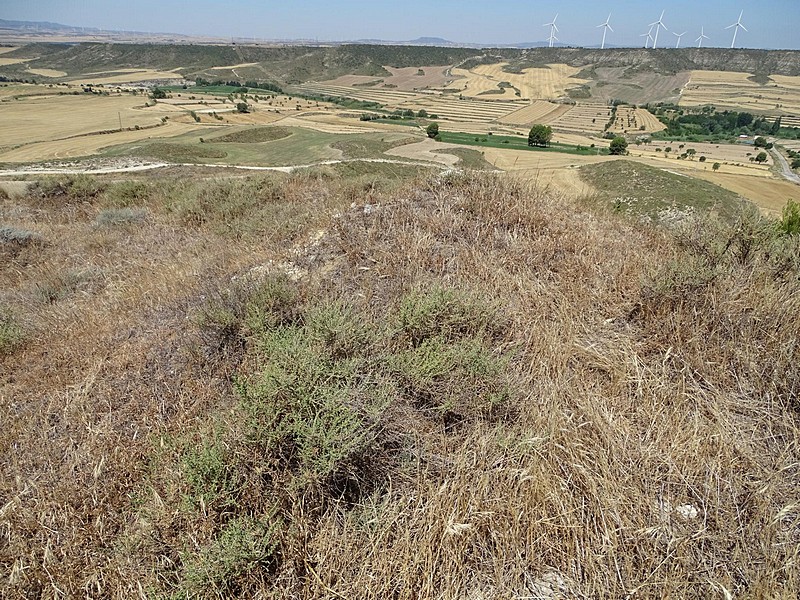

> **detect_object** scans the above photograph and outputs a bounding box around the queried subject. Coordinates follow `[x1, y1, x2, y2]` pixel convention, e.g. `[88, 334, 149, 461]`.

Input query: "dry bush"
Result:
[1, 170, 798, 599]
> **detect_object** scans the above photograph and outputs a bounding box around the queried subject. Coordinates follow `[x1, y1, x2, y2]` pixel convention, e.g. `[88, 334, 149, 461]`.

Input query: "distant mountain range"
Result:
[1, 18, 628, 49]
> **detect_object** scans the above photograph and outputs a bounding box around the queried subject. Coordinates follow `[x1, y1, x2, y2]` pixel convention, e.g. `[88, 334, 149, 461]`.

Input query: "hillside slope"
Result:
[1, 171, 799, 598]
[4, 44, 800, 84]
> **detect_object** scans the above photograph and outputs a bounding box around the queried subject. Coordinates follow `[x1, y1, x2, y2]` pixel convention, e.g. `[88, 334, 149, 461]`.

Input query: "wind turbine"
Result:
[544, 14, 559, 48]
[649, 10, 668, 49]
[597, 13, 613, 50]
[640, 27, 654, 49]
[673, 31, 687, 48]
[726, 11, 747, 48]
[696, 27, 710, 48]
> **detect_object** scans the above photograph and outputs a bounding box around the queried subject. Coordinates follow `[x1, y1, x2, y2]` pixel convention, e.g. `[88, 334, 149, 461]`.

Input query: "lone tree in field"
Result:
[609, 136, 628, 155]
[755, 151, 768, 164]
[713, 162, 721, 171]
[426, 122, 439, 139]
[236, 102, 250, 114]
[528, 124, 553, 148]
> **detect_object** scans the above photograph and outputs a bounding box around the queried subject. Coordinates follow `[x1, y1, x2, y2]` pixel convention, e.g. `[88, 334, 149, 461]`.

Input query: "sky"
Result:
[2, 1, 800, 49]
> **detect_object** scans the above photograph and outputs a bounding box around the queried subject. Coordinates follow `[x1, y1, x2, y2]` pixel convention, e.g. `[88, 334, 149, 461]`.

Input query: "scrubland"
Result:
[1, 167, 799, 599]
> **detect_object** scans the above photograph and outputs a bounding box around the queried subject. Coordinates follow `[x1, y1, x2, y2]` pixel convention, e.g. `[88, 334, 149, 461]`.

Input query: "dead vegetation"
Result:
[1, 169, 799, 598]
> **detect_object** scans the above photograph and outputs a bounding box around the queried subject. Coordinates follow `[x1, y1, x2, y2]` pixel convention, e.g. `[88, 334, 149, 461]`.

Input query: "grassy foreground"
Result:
[1, 170, 799, 598]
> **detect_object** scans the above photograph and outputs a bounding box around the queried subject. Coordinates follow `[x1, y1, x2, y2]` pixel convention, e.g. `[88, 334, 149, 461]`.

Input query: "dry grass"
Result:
[1, 169, 799, 598]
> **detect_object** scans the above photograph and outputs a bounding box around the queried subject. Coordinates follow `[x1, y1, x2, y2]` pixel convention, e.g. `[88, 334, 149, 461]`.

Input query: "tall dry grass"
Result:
[1, 170, 798, 598]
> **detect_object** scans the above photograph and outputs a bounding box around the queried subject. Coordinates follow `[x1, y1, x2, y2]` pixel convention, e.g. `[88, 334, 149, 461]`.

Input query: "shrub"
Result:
[777, 199, 800, 236]
[426, 122, 439, 139]
[94, 207, 149, 226]
[29, 174, 105, 203]
[179, 516, 281, 595]
[0, 309, 25, 356]
[0, 225, 43, 246]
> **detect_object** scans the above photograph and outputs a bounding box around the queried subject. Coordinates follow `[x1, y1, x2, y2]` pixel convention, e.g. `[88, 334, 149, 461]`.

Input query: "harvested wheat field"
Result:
[681, 70, 800, 115]
[447, 63, 588, 101]
[690, 171, 800, 215]
[0, 94, 162, 150]
[0, 56, 30, 66]
[0, 121, 204, 162]
[2, 168, 797, 598]
[549, 103, 612, 134]
[382, 65, 451, 90]
[24, 67, 67, 78]
[497, 100, 571, 126]
[68, 69, 186, 85]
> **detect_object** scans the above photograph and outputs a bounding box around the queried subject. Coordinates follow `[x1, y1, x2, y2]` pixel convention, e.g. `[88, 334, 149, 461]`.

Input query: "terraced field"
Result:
[294, 82, 527, 123]
[780, 115, 800, 128]
[680, 70, 800, 116]
[394, 96, 526, 123]
[549, 103, 611, 135]
[497, 101, 572, 126]
[609, 106, 666, 134]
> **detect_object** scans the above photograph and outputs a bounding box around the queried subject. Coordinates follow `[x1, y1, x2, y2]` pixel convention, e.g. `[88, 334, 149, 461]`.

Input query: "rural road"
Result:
[0, 157, 455, 178]
[770, 147, 800, 185]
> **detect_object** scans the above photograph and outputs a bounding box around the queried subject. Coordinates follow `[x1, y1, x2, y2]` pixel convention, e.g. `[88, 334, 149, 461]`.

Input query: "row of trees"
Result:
[528, 124, 627, 155]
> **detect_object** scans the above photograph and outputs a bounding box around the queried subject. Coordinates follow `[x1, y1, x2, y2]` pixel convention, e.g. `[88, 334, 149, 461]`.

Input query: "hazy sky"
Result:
[3, 1, 799, 49]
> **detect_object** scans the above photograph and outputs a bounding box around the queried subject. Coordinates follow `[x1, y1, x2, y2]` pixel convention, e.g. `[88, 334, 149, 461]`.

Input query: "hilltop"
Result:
[1, 167, 799, 597]
[3, 43, 800, 86]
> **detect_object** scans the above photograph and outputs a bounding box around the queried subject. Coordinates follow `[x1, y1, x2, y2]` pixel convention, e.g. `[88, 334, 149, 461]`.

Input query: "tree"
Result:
[150, 87, 167, 100]
[417, 109, 428, 118]
[712, 162, 721, 171]
[686, 148, 697, 159]
[236, 102, 250, 113]
[609, 136, 628, 155]
[755, 151, 768, 164]
[426, 122, 439, 139]
[528, 124, 553, 148]
[754, 136, 768, 148]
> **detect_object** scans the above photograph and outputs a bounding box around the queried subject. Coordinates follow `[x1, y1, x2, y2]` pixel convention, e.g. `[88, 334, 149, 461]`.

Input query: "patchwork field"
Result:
[680, 70, 800, 116]
[0, 121, 204, 162]
[293, 82, 527, 123]
[447, 63, 588, 101]
[588, 68, 689, 105]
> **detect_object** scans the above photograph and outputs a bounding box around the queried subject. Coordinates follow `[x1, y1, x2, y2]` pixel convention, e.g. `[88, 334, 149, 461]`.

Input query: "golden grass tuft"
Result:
[1, 169, 798, 598]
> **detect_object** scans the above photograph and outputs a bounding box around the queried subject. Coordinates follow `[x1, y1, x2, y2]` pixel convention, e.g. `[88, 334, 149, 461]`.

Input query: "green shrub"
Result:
[29, 174, 106, 203]
[103, 180, 153, 207]
[180, 438, 238, 510]
[397, 286, 503, 347]
[180, 516, 281, 595]
[777, 199, 800, 236]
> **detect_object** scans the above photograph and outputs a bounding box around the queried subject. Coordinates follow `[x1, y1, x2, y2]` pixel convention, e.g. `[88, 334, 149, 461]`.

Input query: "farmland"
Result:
[0, 43, 798, 212]
[2, 39, 800, 600]
[680, 70, 800, 115]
